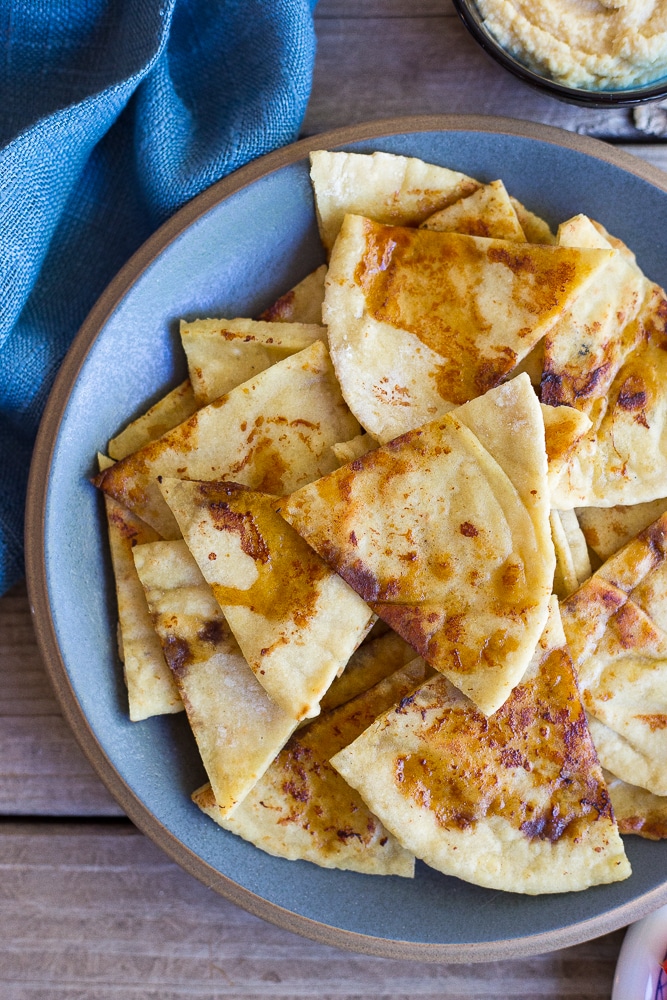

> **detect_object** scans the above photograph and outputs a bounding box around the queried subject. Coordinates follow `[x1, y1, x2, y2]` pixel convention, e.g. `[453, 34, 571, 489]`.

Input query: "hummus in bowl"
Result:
[475, 0, 667, 91]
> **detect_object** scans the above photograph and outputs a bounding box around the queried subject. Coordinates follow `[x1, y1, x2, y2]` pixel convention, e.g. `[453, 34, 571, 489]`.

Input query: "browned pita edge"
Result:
[320, 629, 416, 713]
[330, 600, 630, 894]
[577, 498, 667, 562]
[192, 658, 431, 876]
[158, 478, 374, 721]
[560, 512, 667, 794]
[604, 769, 667, 840]
[420, 180, 526, 242]
[92, 341, 359, 539]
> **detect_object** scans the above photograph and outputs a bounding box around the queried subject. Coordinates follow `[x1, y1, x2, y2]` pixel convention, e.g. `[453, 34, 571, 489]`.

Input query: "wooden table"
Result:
[4, 2, 667, 996]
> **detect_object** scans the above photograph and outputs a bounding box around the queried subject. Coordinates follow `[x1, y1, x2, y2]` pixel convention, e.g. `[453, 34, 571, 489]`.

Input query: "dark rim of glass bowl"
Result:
[452, 0, 667, 108]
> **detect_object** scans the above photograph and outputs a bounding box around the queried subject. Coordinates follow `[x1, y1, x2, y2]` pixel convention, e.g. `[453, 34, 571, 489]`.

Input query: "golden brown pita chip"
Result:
[192, 658, 429, 875]
[551, 509, 591, 599]
[578, 499, 667, 561]
[108, 380, 198, 461]
[509, 197, 556, 245]
[541, 215, 646, 416]
[158, 478, 374, 721]
[331, 600, 630, 894]
[310, 149, 480, 254]
[281, 376, 554, 716]
[258, 265, 327, 324]
[331, 433, 378, 465]
[604, 769, 667, 840]
[180, 317, 326, 406]
[325, 214, 615, 442]
[320, 629, 415, 713]
[541, 403, 593, 499]
[133, 539, 297, 813]
[94, 341, 359, 539]
[421, 180, 526, 241]
[561, 513, 667, 795]
[99, 456, 182, 722]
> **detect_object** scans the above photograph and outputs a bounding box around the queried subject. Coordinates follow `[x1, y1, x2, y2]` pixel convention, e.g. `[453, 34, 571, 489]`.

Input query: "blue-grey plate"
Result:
[25, 116, 667, 962]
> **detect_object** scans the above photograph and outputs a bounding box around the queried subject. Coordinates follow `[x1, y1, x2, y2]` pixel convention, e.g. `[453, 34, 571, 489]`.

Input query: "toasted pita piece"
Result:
[325, 214, 615, 443]
[541, 403, 593, 500]
[604, 769, 667, 840]
[320, 629, 416, 713]
[511, 341, 544, 386]
[421, 180, 526, 242]
[133, 539, 297, 813]
[331, 433, 378, 465]
[331, 600, 630, 895]
[551, 280, 667, 509]
[98, 456, 182, 722]
[509, 197, 556, 245]
[180, 318, 327, 406]
[560, 514, 667, 795]
[158, 479, 374, 721]
[108, 380, 198, 461]
[541, 215, 646, 416]
[578, 499, 667, 561]
[281, 377, 554, 716]
[94, 341, 359, 539]
[550, 511, 579, 599]
[258, 265, 327, 324]
[310, 149, 480, 255]
[193, 658, 430, 875]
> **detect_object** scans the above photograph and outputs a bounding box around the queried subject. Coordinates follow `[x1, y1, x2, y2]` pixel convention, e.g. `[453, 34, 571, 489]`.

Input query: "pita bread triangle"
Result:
[132, 539, 297, 814]
[192, 656, 431, 875]
[330, 599, 631, 894]
[94, 341, 359, 539]
[325, 214, 616, 443]
[420, 179, 526, 242]
[158, 478, 374, 721]
[560, 511, 667, 796]
[280, 375, 554, 716]
[98, 455, 183, 721]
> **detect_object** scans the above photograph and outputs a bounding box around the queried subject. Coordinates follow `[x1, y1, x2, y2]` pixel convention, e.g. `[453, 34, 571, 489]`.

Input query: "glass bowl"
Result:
[452, 0, 667, 108]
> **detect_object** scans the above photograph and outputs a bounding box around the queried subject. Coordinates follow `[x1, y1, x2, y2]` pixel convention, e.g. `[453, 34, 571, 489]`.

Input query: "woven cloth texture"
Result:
[0, 0, 317, 594]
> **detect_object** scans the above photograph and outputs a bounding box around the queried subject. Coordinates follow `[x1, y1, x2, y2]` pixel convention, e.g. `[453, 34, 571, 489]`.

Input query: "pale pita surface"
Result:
[99, 455, 182, 722]
[108, 380, 198, 461]
[331, 600, 629, 894]
[325, 214, 615, 443]
[95, 341, 359, 538]
[577, 498, 667, 561]
[604, 769, 667, 840]
[421, 180, 525, 241]
[310, 149, 480, 253]
[561, 514, 667, 795]
[193, 659, 431, 875]
[133, 540, 297, 814]
[180, 317, 326, 406]
[282, 377, 554, 716]
[258, 265, 327, 324]
[159, 478, 374, 721]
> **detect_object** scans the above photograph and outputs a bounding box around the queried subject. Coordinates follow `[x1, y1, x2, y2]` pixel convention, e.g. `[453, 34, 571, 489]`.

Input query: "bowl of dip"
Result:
[452, 0, 667, 107]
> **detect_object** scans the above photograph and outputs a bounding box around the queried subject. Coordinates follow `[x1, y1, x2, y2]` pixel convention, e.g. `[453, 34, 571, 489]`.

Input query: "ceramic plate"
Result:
[25, 116, 667, 962]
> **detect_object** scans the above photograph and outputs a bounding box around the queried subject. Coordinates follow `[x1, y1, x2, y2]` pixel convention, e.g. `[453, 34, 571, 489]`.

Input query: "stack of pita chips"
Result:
[92, 146, 667, 894]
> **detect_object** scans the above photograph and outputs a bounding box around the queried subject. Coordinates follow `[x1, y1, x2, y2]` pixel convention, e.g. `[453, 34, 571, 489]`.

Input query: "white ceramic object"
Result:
[613, 905, 667, 1000]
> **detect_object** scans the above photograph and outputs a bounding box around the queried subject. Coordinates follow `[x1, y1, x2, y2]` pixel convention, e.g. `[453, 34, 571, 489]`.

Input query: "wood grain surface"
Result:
[5, 0, 667, 994]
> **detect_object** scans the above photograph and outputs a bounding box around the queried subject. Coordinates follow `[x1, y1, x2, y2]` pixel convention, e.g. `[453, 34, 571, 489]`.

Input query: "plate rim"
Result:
[24, 113, 667, 963]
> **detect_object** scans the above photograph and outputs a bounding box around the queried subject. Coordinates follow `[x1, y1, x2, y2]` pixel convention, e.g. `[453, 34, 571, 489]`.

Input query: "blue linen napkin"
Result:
[0, 0, 317, 594]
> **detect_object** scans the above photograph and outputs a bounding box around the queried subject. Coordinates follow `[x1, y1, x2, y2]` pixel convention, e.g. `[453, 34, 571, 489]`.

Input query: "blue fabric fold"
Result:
[0, 0, 317, 593]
